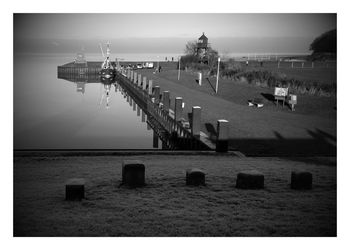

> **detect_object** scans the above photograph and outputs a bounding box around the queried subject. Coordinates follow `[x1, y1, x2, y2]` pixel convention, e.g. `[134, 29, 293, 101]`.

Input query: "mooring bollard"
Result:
[154, 86, 160, 102]
[143, 77, 147, 90]
[138, 74, 142, 87]
[65, 178, 85, 201]
[191, 106, 201, 137]
[186, 168, 205, 186]
[122, 160, 145, 187]
[291, 171, 312, 189]
[216, 119, 229, 152]
[174, 97, 183, 121]
[236, 170, 264, 189]
[162, 91, 170, 112]
[148, 80, 153, 95]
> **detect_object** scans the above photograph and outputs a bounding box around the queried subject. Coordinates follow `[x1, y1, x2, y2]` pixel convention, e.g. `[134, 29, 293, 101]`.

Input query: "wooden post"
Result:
[143, 76, 147, 90]
[137, 104, 140, 116]
[216, 119, 229, 152]
[134, 72, 137, 84]
[148, 80, 153, 95]
[138, 74, 142, 87]
[153, 130, 159, 148]
[154, 86, 160, 103]
[191, 106, 201, 137]
[174, 97, 183, 121]
[141, 109, 146, 122]
[162, 91, 170, 112]
[65, 178, 85, 201]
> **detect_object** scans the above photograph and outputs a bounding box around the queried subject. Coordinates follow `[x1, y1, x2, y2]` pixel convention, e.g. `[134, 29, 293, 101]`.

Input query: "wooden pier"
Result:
[57, 61, 228, 151]
[115, 70, 213, 150]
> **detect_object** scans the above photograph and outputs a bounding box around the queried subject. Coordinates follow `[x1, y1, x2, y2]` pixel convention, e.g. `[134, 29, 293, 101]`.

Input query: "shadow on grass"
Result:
[228, 128, 336, 157]
[205, 78, 217, 94]
[260, 93, 275, 103]
[205, 123, 217, 140]
[203, 126, 336, 158]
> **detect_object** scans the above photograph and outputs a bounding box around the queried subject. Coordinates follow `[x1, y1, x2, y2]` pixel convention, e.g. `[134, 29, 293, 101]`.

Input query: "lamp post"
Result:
[178, 56, 181, 81]
[215, 57, 220, 94]
[157, 56, 160, 71]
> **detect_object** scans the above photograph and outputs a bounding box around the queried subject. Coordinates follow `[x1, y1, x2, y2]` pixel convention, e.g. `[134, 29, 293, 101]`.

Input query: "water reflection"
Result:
[57, 71, 164, 149]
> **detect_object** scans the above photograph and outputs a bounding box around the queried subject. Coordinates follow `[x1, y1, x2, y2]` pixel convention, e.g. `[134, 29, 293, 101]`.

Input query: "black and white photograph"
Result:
[4, 0, 348, 248]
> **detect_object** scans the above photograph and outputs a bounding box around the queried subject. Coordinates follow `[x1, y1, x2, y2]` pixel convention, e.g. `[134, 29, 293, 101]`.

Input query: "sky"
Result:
[14, 13, 336, 55]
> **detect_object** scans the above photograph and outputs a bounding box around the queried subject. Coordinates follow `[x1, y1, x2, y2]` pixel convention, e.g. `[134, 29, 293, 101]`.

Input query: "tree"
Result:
[310, 29, 336, 54]
[184, 40, 198, 55]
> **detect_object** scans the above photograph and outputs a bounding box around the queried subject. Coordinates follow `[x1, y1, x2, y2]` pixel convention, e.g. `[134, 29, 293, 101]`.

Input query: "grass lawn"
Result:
[14, 154, 336, 236]
[242, 60, 336, 85]
[132, 65, 336, 156]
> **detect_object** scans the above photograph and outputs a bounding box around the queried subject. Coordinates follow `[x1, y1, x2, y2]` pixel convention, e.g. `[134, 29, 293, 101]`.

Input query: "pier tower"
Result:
[197, 32, 209, 63]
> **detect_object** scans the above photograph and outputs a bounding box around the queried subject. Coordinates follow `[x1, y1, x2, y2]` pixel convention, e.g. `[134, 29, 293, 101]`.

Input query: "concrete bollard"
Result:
[133, 100, 136, 111]
[216, 119, 229, 152]
[65, 178, 85, 201]
[143, 77, 147, 90]
[154, 86, 160, 102]
[186, 168, 205, 186]
[138, 74, 142, 87]
[174, 97, 183, 121]
[127, 69, 131, 79]
[198, 72, 202, 86]
[148, 80, 153, 95]
[131, 70, 134, 81]
[162, 91, 170, 112]
[291, 171, 312, 190]
[236, 170, 264, 189]
[191, 106, 201, 137]
[122, 160, 145, 187]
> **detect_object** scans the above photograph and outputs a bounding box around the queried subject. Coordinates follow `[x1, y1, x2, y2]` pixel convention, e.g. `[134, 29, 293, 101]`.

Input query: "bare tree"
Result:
[184, 40, 198, 55]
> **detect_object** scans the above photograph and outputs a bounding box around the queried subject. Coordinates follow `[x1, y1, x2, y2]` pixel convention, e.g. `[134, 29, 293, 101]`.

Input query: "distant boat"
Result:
[99, 42, 116, 79]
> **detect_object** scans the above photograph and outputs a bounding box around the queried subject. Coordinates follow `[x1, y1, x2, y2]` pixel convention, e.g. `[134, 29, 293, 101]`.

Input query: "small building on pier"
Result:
[197, 32, 209, 64]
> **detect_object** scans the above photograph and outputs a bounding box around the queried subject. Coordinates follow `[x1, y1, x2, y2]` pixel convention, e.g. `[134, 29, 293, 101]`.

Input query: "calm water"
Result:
[14, 54, 161, 149]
